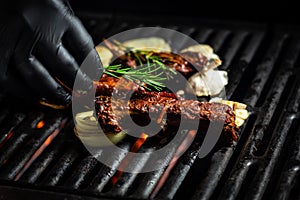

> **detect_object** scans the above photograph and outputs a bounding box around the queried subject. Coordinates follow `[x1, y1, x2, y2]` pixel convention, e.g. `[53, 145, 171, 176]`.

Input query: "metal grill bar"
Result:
[194, 29, 213, 44]
[129, 169, 165, 199]
[273, 118, 300, 200]
[64, 155, 100, 189]
[207, 30, 231, 52]
[155, 141, 202, 199]
[40, 147, 79, 186]
[0, 114, 64, 180]
[243, 33, 289, 107]
[107, 151, 152, 196]
[18, 139, 64, 184]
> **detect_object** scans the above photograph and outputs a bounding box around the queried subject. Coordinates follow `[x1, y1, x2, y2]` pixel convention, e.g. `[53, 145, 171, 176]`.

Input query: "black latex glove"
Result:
[0, 0, 102, 106]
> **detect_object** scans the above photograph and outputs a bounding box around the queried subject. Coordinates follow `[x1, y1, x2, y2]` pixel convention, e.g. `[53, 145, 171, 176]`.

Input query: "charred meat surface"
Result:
[95, 94, 239, 145]
[90, 40, 241, 147]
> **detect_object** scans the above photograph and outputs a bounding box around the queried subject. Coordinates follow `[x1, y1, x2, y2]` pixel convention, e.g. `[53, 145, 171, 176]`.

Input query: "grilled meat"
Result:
[94, 75, 181, 98]
[88, 40, 241, 146]
[94, 75, 145, 96]
[95, 94, 239, 145]
[102, 39, 222, 76]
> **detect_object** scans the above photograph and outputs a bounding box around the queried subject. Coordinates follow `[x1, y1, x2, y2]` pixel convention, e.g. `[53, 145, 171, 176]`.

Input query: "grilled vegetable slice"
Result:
[74, 110, 126, 147]
[210, 98, 249, 127]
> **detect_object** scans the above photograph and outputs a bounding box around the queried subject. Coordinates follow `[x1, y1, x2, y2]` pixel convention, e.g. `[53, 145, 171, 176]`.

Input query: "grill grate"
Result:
[0, 14, 300, 200]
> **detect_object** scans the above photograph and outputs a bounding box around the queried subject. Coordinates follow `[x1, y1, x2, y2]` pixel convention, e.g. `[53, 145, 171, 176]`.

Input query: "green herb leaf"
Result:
[103, 49, 177, 91]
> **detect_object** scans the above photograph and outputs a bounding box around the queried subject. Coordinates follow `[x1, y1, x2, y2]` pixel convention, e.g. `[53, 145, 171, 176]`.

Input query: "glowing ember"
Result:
[130, 133, 148, 153]
[110, 132, 148, 186]
[110, 170, 123, 186]
[150, 130, 197, 199]
[35, 120, 45, 129]
[14, 118, 67, 181]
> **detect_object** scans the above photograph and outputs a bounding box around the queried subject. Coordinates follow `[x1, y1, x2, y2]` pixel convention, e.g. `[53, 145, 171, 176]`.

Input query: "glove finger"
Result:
[35, 43, 94, 92]
[15, 56, 71, 105]
[76, 47, 103, 81]
[64, 16, 94, 65]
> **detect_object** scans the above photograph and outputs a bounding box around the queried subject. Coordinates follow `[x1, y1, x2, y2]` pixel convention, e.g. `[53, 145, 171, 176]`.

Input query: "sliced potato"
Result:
[186, 70, 228, 96]
[210, 99, 249, 127]
[122, 37, 171, 52]
[95, 45, 113, 67]
[180, 44, 222, 71]
[235, 117, 245, 127]
[235, 109, 249, 120]
[218, 100, 247, 109]
[180, 44, 215, 56]
[96, 37, 171, 66]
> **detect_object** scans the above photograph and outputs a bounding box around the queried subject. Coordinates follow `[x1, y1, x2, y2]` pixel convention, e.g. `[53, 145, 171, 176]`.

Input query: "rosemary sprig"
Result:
[103, 50, 176, 91]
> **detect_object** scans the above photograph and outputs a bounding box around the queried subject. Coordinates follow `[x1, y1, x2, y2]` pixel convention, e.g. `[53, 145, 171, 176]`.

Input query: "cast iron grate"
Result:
[0, 14, 299, 200]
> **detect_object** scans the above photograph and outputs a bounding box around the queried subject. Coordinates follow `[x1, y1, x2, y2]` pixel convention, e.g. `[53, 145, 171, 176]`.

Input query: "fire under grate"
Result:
[0, 14, 300, 200]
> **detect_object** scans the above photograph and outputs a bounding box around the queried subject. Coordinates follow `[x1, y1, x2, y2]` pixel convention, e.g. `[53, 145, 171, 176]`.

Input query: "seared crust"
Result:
[95, 94, 239, 145]
[94, 47, 239, 145]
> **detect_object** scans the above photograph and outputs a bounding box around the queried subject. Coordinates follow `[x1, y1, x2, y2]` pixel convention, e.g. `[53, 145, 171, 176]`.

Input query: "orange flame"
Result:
[150, 130, 197, 199]
[130, 133, 148, 153]
[110, 170, 123, 186]
[36, 120, 45, 129]
[111, 133, 148, 186]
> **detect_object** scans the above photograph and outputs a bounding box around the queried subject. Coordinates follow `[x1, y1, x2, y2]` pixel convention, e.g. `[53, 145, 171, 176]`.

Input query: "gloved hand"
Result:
[0, 0, 102, 106]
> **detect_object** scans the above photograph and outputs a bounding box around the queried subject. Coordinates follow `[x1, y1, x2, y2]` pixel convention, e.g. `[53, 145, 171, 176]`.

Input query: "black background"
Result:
[70, 0, 299, 25]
